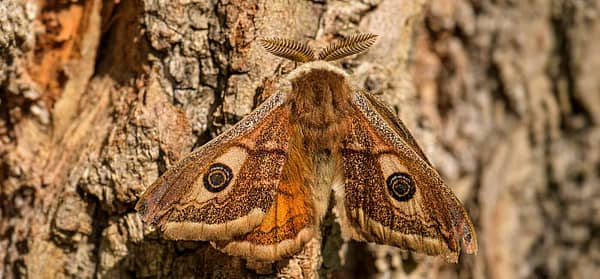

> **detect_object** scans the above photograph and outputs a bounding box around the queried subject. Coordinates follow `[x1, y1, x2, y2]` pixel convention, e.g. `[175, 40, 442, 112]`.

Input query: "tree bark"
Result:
[1, 0, 598, 278]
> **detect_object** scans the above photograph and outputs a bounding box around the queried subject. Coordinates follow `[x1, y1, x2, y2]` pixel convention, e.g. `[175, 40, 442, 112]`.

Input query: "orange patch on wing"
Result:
[210, 131, 315, 259]
[242, 179, 312, 245]
[240, 131, 313, 245]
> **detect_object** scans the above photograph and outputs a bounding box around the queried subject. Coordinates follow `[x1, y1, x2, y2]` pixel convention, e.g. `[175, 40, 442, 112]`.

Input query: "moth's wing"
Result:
[213, 131, 318, 260]
[360, 91, 433, 167]
[136, 91, 295, 241]
[335, 90, 477, 263]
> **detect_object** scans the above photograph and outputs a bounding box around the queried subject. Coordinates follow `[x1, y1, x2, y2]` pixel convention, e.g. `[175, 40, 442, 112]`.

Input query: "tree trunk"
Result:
[1, 0, 598, 278]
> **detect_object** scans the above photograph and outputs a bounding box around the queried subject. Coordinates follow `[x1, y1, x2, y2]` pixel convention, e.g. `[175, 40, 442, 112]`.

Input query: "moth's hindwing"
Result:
[335, 90, 477, 263]
[214, 128, 317, 260]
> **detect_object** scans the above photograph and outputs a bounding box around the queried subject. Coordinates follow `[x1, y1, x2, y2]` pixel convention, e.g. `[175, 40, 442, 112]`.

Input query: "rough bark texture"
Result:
[0, 0, 598, 278]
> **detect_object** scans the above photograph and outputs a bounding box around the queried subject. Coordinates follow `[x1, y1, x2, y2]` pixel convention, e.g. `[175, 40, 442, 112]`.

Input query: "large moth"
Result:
[136, 33, 477, 263]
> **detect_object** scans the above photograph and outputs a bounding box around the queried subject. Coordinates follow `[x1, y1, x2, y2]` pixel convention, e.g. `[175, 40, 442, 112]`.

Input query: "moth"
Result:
[135, 33, 477, 263]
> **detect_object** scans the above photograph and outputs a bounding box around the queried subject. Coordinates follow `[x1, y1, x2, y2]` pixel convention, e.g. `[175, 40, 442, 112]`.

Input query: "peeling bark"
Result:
[1, 0, 598, 278]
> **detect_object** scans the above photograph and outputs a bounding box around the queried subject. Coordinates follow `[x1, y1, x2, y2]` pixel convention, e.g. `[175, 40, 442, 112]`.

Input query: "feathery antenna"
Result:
[259, 38, 315, 62]
[317, 33, 378, 61]
[259, 33, 378, 62]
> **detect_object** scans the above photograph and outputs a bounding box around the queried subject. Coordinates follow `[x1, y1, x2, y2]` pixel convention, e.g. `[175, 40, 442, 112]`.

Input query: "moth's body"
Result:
[287, 64, 352, 168]
[284, 62, 354, 244]
[136, 34, 477, 263]
[288, 64, 353, 151]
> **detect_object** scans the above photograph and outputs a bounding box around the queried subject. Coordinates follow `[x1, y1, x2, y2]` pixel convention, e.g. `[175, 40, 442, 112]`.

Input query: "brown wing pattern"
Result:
[135, 92, 294, 241]
[337, 91, 477, 262]
[361, 91, 433, 166]
[214, 128, 317, 260]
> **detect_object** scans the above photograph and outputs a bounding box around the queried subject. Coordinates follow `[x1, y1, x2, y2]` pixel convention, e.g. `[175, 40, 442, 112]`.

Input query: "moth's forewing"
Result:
[333, 91, 477, 263]
[136, 92, 295, 241]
